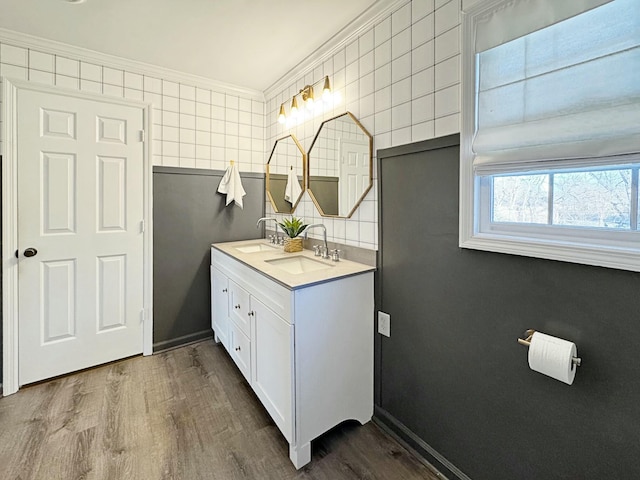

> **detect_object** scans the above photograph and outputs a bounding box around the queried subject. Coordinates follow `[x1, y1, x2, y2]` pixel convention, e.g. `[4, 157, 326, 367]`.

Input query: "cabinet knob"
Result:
[235, 304, 240, 309]
[247, 311, 254, 317]
[235, 346, 241, 352]
[222, 288, 228, 292]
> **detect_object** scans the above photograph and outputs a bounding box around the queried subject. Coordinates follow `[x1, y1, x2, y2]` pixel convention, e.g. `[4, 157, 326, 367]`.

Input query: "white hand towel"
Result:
[284, 168, 302, 204]
[217, 164, 246, 208]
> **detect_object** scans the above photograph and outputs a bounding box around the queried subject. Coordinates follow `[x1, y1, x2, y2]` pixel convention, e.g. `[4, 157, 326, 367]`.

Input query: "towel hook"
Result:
[229, 159, 235, 166]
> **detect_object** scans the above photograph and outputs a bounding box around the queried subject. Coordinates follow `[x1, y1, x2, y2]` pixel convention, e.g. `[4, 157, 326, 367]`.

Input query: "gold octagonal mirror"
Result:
[307, 112, 373, 218]
[266, 134, 306, 213]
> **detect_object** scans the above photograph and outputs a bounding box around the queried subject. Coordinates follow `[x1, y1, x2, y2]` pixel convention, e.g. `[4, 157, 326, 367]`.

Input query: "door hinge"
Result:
[140, 219, 145, 233]
[139, 130, 145, 142]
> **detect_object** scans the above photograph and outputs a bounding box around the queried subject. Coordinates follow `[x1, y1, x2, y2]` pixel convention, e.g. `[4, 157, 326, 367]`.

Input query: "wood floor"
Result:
[0, 340, 441, 480]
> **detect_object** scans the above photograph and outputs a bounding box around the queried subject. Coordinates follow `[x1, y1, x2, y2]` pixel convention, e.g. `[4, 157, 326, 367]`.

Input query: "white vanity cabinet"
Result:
[228, 318, 252, 383]
[227, 280, 252, 382]
[210, 267, 230, 350]
[228, 277, 293, 435]
[210, 244, 374, 469]
[250, 295, 293, 442]
[228, 281, 251, 337]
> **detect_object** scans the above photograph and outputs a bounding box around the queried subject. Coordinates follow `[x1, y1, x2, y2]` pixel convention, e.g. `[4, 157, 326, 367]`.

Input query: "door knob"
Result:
[24, 248, 38, 258]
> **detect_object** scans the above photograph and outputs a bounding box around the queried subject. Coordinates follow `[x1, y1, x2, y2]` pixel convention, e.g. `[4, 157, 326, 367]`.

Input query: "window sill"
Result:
[459, 233, 640, 272]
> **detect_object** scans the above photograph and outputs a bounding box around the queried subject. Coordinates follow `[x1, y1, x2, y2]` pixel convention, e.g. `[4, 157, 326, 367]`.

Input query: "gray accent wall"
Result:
[152, 167, 264, 350]
[376, 135, 640, 479]
[266, 173, 297, 214]
[307, 175, 339, 216]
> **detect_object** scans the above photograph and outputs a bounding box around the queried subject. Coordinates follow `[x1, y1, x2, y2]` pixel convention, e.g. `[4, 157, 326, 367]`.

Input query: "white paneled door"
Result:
[339, 139, 370, 216]
[16, 87, 145, 385]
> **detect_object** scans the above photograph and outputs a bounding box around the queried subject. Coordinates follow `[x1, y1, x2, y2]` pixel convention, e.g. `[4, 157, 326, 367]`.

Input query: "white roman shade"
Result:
[473, 0, 613, 52]
[470, 0, 640, 172]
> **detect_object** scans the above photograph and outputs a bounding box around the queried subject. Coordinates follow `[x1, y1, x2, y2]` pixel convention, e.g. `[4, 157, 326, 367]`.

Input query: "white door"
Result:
[339, 139, 370, 216]
[16, 87, 145, 385]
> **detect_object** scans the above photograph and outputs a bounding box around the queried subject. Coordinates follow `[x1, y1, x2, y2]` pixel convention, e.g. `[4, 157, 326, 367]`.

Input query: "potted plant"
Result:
[278, 216, 308, 253]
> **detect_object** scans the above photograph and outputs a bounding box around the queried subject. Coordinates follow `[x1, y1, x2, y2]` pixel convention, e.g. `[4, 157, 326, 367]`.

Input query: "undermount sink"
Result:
[265, 255, 334, 275]
[235, 243, 279, 254]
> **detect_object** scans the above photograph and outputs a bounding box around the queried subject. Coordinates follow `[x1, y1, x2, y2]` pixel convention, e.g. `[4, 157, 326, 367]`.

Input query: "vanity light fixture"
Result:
[277, 76, 333, 124]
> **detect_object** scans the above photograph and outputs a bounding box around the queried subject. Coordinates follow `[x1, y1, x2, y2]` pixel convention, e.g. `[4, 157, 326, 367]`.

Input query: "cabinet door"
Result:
[251, 297, 293, 442]
[229, 280, 251, 336]
[211, 267, 229, 350]
[229, 321, 251, 383]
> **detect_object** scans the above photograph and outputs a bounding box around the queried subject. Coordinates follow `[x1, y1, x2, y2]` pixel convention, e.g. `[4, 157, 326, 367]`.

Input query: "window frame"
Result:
[460, 0, 640, 272]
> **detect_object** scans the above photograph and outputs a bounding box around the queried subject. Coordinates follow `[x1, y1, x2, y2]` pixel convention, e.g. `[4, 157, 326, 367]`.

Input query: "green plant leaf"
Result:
[278, 216, 308, 238]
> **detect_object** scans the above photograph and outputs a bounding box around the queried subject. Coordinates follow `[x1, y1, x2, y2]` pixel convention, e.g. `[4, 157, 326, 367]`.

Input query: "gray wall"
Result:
[376, 136, 640, 479]
[308, 175, 339, 216]
[153, 167, 264, 350]
[267, 173, 296, 214]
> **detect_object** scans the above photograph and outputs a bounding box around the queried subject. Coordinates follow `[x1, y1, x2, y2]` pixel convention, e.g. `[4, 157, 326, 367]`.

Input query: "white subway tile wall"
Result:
[1, 0, 462, 252]
[0, 43, 266, 173]
[266, 0, 461, 250]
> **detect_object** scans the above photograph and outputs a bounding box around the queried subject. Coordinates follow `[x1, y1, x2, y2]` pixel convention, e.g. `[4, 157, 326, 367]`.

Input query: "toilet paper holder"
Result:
[518, 329, 582, 367]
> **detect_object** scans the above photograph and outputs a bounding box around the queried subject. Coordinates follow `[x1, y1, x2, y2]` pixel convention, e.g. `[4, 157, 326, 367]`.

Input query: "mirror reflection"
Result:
[307, 112, 372, 218]
[266, 134, 306, 213]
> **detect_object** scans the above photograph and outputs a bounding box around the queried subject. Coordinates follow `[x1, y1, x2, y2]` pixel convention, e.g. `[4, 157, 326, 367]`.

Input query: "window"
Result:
[460, 0, 640, 271]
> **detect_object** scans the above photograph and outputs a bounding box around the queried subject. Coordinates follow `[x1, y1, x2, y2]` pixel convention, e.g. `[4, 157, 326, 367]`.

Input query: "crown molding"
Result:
[0, 27, 265, 101]
[263, 0, 409, 99]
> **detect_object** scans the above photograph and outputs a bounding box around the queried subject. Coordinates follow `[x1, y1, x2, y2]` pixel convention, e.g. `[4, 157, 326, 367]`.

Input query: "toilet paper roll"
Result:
[527, 332, 577, 385]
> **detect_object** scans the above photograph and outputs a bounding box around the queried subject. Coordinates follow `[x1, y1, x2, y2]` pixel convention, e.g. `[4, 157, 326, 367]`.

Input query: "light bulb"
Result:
[277, 103, 286, 124]
[306, 97, 314, 111]
[322, 76, 332, 102]
[304, 86, 315, 111]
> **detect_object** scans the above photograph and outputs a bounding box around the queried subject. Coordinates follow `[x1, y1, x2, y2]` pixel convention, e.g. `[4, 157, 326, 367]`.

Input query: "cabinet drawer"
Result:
[229, 322, 251, 383]
[229, 280, 251, 337]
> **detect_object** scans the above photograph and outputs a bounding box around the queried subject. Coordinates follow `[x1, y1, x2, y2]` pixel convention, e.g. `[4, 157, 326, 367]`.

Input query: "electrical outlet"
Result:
[378, 311, 390, 337]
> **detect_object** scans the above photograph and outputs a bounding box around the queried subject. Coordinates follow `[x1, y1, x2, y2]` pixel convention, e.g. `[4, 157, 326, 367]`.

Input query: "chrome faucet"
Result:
[304, 223, 329, 259]
[256, 217, 281, 243]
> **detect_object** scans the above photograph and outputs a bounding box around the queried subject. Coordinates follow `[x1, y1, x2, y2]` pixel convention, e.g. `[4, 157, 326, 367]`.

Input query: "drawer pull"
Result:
[247, 311, 254, 317]
[235, 304, 240, 309]
[235, 346, 241, 352]
[222, 288, 228, 292]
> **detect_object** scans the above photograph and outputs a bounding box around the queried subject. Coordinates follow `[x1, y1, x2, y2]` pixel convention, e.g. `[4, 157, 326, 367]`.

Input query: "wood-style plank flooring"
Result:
[0, 340, 441, 480]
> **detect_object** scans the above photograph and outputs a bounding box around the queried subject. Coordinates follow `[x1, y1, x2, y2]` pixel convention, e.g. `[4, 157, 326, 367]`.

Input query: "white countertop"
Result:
[212, 239, 376, 290]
